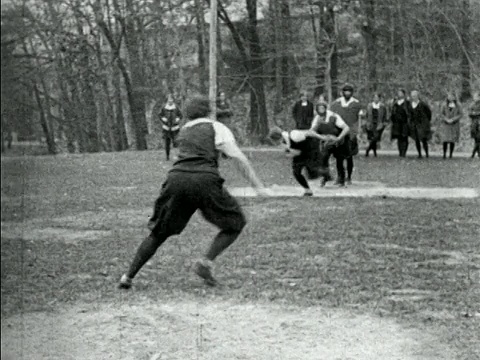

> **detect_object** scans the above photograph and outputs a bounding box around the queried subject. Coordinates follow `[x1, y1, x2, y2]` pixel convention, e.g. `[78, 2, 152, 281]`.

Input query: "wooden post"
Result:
[209, 0, 218, 120]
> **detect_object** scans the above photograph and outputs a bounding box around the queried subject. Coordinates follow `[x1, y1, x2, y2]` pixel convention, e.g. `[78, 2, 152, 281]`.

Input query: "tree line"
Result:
[1, 0, 479, 154]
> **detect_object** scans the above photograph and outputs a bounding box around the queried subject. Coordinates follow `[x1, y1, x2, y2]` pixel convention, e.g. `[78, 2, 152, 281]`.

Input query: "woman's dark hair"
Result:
[398, 89, 406, 96]
[185, 96, 211, 119]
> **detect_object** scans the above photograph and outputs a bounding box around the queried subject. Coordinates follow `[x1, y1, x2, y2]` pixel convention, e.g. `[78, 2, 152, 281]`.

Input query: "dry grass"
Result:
[1, 150, 479, 359]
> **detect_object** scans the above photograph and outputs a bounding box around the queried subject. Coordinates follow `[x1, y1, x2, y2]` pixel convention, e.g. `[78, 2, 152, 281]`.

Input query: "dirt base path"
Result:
[1, 300, 453, 360]
[229, 182, 479, 199]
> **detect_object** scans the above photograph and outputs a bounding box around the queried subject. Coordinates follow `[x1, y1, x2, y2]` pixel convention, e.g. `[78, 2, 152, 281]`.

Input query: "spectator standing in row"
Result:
[390, 89, 411, 157]
[409, 90, 432, 158]
[330, 83, 363, 185]
[159, 94, 182, 161]
[438, 93, 463, 159]
[292, 90, 315, 130]
[216, 91, 233, 122]
[469, 91, 480, 158]
[364, 93, 387, 157]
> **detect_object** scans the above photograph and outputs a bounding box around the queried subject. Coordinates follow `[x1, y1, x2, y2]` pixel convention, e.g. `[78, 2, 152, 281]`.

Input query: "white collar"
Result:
[397, 99, 405, 105]
[339, 97, 357, 107]
[411, 101, 419, 108]
[372, 102, 381, 109]
[448, 102, 456, 108]
[301, 101, 308, 106]
[164, 103, 176, 110]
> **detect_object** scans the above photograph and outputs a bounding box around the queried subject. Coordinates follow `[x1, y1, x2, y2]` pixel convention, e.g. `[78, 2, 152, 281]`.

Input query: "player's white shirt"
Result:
[183, 118, 242, 158]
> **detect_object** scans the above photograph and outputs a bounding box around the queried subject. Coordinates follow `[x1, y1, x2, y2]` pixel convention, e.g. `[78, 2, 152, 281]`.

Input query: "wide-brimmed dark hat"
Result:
[342, 83, 354, 92]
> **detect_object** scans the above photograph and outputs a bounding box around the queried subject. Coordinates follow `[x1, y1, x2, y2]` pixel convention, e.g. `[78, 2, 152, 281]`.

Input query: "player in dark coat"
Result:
[409, 90, 432, 158]
[364, 93, 387, 157]
[329, 83, 363, 185]
[216, 91, 233, 121]
[390, 89, 411, 157]
[269, 127, 324, 196]
[292, 90, 315, 130]
[308, 102, 350, 186]
[469, 92, 480, 158]
[159, 94, 182, 160]
[119, 96, 270, 289]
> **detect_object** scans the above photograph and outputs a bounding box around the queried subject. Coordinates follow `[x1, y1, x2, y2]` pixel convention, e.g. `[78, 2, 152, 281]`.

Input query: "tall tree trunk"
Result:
[460, 0, 471, 101]
[280, 0, 293, 96]
[323, 5, 339, 99]
[95, 1, 147, 150]
[124, 0, 148, 150]
[311, 2, 327, 98]
[33, 83, 56, 154]
[362, 0, 378, 93]
[246, 0, 269, 141]
[271, 0, 282, 114]
[194, 0, 207, 94]
[113, 66, 129, 150]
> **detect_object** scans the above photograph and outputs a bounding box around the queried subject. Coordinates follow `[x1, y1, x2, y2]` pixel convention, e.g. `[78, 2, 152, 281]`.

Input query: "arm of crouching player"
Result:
[334, 115, 350, 143]
[214, 122, 268, 192]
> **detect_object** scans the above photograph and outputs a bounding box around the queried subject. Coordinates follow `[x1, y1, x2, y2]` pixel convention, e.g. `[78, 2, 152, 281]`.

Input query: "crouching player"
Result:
[307, 101, 350, 187]
[269, 126, 329, 196]
[119, 96, 270, 289]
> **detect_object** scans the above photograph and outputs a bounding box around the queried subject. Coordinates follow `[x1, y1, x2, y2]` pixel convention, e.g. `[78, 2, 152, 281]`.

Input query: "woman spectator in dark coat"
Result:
[438, 93, 463, 159]
[216, 91, 233, 122]
[159, 94, 182, 161]
[292, 90, 315, 129]
[364, 93, 387, 157]
[390, 89, 411, 157]
[469, 91, 480, 158]
[409, 90, 432, 158]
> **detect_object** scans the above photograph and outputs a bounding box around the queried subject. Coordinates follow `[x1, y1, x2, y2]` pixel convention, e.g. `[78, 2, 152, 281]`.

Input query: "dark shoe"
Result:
[303, 189, 313, 196]
[346, 179, 352, 186]
[118, 274, 132, 290]
[194, 260, 218, 287]
[320, 174, 332, 187]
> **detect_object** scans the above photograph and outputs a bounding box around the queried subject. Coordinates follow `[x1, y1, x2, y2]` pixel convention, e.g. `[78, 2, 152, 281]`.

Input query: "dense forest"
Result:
[1, 0, 479, 153]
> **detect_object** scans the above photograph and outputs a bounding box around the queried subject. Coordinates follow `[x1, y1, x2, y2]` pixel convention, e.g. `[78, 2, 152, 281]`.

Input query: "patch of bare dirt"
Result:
[1, 300, 454, 360]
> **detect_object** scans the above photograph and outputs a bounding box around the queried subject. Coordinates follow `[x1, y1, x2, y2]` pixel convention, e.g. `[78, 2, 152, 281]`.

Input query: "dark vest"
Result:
[171, 121, 220, 174]
[313, 118, 342, 137]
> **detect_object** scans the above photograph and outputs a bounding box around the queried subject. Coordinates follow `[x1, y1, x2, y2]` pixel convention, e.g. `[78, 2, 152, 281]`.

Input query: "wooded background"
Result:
[1, 0, 479, 153]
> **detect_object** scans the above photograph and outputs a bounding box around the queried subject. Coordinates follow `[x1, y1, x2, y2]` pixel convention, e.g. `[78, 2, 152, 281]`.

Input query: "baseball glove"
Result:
[321, 135, 340, 150]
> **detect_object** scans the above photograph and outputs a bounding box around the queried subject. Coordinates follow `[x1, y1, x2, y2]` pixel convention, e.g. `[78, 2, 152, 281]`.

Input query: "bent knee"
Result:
[226, 212, 247, 233]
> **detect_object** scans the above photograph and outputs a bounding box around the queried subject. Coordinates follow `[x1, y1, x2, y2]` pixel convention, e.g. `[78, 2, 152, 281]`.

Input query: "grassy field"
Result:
[1, 149, 479, 359]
